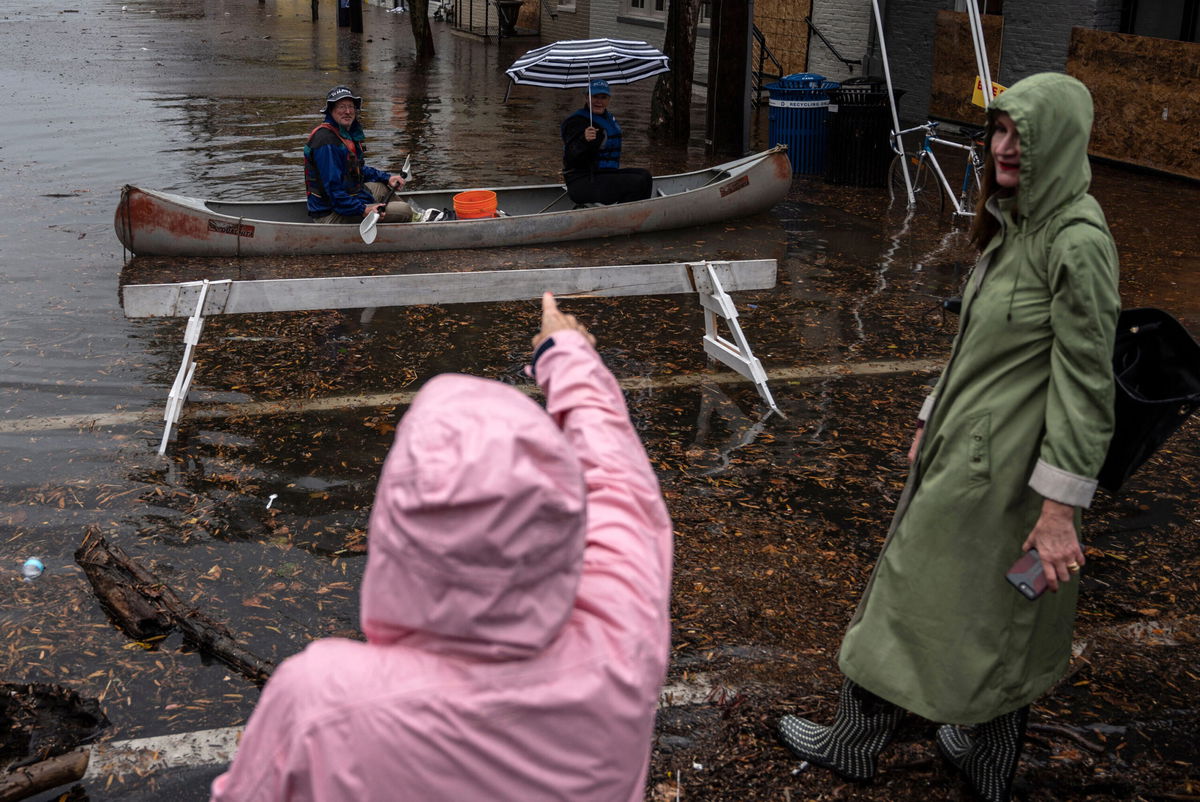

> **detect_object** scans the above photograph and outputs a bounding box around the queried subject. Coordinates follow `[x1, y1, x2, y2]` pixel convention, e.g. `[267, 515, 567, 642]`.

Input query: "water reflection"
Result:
[688, 383, 775, 476]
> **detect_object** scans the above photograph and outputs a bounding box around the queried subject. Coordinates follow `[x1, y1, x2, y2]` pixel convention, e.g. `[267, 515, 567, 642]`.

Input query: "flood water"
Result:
[2, 1, 1198, 799]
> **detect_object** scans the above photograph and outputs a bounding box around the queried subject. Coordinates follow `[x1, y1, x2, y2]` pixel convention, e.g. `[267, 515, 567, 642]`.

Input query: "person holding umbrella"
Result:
[560, 79, 653, 205]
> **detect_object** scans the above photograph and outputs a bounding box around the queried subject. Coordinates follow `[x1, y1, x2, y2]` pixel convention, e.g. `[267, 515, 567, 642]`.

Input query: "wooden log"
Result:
[75, 528, 275, 684]
[75, 530, 174, 641]
[0, 749, 88, 802]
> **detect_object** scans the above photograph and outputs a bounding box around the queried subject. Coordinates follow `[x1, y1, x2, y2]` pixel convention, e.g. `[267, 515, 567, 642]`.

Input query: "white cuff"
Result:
[918, 394, 937, 423]
[1028, 458, 1097, 509]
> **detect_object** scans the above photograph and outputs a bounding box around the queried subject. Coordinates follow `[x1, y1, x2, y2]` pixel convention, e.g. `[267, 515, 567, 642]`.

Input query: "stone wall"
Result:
[1067, 27, 1200, 180]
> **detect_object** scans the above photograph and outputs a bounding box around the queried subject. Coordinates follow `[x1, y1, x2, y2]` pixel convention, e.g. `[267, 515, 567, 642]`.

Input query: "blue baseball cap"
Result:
[589, 79, 611, 97]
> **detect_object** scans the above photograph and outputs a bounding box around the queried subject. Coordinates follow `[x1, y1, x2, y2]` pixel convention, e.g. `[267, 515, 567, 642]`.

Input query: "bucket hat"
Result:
[322, 85, 363, 114]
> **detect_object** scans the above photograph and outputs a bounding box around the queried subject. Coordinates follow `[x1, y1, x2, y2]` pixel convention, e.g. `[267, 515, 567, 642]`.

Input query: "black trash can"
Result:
[338, 0, 351, 26]
[826, 76, 901, 187]
[766, 73, 840, 176]
[1098, 307, 1200, 493]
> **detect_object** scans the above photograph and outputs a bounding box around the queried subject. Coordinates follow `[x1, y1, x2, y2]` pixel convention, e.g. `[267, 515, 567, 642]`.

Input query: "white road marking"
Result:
[83, 725, 241, 779]
[79, 670, 746, 778]
[0, 359, 943, 435]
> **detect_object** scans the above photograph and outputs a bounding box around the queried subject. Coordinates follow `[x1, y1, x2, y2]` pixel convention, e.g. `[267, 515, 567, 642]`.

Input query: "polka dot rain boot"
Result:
[936, 705, 1029, 802]
[777, 679, 904, 781]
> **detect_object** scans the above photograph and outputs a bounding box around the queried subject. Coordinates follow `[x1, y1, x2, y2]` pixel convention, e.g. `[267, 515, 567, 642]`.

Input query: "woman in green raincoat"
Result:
[778, 73, 1120, 802]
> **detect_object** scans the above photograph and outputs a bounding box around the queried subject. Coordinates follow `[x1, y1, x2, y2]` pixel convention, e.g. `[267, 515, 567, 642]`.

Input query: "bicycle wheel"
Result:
[888, 152, 942, 214]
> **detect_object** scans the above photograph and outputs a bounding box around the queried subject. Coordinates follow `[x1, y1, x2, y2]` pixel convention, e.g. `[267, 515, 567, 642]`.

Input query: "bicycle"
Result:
[888, 121, 986, 220]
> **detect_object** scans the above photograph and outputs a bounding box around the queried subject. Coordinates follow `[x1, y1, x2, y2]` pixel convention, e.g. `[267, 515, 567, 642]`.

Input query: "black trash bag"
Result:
[1098, 308, 1200, 493]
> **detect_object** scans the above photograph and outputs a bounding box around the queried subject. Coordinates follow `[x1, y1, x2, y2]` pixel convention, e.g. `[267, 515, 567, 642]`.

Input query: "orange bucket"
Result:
[453, 190, 498, 219]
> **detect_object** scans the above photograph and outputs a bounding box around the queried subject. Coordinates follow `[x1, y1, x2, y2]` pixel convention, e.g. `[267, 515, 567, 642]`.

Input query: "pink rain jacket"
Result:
[210, 330, 673, 802]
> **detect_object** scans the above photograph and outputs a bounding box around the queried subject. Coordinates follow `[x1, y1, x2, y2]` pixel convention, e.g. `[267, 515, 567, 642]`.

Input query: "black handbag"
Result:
[1098, 308, 1200, 493]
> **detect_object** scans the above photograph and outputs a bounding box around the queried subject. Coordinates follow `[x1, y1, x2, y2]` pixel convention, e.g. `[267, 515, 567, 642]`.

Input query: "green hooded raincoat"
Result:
[838, 74, 1120, 724]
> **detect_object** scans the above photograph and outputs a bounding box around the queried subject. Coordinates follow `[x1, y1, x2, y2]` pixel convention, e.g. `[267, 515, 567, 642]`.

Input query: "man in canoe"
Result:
[305, 85, 413, 224]
[561, 79, 653, 206]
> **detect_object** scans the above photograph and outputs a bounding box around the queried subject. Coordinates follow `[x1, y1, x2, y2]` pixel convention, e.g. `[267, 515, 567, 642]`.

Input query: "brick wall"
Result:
[1091, 0, 1123, 31]
[878, 0, 1127, 123]
[1000, 0, 1083, 82]
[1000, 0, 1123, 83]
[881, 0, 947, 123]
[807, 0, 873, 82]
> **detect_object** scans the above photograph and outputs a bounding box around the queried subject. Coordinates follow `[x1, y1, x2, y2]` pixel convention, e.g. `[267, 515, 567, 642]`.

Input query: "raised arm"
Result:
[530, 293, 673, 633]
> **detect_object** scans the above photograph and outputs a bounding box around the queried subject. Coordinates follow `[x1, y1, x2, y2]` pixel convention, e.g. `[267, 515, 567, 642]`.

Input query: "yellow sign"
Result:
[971, 76, 1007, 108]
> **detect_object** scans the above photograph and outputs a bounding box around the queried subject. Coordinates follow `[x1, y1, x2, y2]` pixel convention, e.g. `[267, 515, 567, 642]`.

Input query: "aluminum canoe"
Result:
[114, 147, 791, 257]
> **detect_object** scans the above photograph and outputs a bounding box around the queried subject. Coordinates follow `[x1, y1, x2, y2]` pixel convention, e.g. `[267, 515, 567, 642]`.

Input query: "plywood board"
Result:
[753, 0, 811, 77]
[929, 10, 1002, 126]
[1067, 27, 1200, 181]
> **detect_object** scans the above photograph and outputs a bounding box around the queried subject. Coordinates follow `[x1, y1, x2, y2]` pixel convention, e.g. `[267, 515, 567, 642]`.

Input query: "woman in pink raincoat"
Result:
[211, 293, 674, 801]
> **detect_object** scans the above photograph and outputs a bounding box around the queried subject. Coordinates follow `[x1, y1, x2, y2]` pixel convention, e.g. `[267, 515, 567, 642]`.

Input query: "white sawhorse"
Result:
[122, 259, 782, 454]
[691, 261, 778, 415]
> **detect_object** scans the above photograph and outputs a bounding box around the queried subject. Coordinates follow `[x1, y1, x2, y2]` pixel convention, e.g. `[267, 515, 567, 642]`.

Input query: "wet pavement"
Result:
[1, 1, 1198, 800]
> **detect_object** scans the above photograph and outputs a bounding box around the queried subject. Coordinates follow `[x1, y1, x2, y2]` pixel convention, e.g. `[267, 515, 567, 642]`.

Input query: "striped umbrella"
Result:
[504, 38, 669, 102]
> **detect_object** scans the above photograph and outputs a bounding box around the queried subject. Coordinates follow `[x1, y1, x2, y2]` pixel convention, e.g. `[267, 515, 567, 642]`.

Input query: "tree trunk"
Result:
[0, 750, 89, 802]
[409, 0, 436, 59]
[75, 528, 276, 685]
[650, 0, 701, 142]
[705, 0, 753, 158]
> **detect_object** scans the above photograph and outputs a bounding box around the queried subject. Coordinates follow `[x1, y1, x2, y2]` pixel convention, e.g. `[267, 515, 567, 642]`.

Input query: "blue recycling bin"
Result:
[766, 73, 840, 176]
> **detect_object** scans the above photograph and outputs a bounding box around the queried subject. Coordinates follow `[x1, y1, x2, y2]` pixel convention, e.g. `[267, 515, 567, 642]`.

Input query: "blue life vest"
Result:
[564, 108, 622, 170]
[304, 122, 365, 200]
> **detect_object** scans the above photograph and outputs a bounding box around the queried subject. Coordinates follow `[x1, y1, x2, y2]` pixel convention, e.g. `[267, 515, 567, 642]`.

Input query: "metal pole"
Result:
[966, 0, 993, 106]
[871, 0, 911, 204]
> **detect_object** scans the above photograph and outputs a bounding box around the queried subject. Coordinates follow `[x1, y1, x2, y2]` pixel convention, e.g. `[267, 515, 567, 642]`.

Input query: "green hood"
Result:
[989, 73, 1094, 226]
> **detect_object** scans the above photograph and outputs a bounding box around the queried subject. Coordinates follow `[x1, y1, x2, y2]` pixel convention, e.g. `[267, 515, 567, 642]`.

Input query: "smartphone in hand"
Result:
[1006, 549, 1047, 600]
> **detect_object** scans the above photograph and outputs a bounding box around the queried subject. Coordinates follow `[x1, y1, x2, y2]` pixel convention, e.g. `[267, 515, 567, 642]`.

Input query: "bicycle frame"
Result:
[892, 123, 983, 218]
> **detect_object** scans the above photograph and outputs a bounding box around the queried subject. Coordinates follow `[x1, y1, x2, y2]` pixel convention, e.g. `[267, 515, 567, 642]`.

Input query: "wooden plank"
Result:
[929, 10, 1003, 126]
[122, 260, 778, 318]
[1067, 28, 1200, 181]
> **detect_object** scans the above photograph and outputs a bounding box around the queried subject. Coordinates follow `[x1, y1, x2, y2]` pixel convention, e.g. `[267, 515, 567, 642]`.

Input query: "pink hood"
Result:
[211, 331, 673, 802]
[361, 374, 587, 660]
